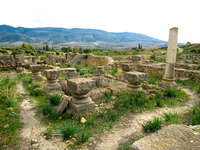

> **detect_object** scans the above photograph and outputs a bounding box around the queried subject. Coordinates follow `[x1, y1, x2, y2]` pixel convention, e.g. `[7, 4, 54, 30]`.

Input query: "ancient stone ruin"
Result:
[44, 69, 62, 95]
[162, 27, 178, 86]
[125, 71, 147, 90]
[65, 68, 78, 79]
[1, 26, 200, 150]
[95, 66, 105, 76]
[67, 78, 96, 113]
[30, 65, 44, 82]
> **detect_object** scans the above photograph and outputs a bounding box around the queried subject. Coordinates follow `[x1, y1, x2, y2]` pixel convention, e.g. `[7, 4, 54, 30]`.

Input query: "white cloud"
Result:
[0, 0, 199, 43]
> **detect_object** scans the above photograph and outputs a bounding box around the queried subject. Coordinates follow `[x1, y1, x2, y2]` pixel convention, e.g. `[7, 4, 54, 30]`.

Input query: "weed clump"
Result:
[164, 112, 181, 124]
[191, 107, 200, 125]
[143, 117, 162, 133]
[48, 94, 61, 105]
[60, 122, 79, 140]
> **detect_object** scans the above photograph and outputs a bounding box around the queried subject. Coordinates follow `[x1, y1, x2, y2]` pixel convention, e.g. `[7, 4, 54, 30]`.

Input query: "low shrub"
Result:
[79, 126, 89, 143]
[108, 110, 119, 122]
[143, 117, 162, 133]
[42, 104, 53, 116]
[191, 107, 200, 125]
[75, 65, 81, 72]
[66, 63, 71, 68]
[30, 88, 43, 97]
[164, 112, 181, 124]
[48, 94, 61, 105]
[60, 122, 79, 140]
[103, 90, 112, 103]
[114, 91, 150, 111]
[5, 98, 15, 107]
[165, 88, 177, 98]
[44, 129, 52, 140]
[86, 116, 95, 126]
[147, 76, 161, 84]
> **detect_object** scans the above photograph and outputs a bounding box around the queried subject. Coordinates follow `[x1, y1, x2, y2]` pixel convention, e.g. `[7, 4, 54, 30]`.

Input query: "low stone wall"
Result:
[66, 53, 114, 66]
[135, 64, 200, 80]
[178, 54, 200, 64]
[0, 55, 15, 69]
[46, 55, 66, 65]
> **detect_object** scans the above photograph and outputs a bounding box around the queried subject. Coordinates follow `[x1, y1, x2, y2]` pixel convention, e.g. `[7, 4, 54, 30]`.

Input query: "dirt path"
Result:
[90, 88, 200, 150]
[17, 82, 67, 150]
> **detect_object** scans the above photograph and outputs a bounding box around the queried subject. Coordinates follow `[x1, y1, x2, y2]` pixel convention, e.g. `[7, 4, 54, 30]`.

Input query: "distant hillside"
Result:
[0, 25, 167, 48]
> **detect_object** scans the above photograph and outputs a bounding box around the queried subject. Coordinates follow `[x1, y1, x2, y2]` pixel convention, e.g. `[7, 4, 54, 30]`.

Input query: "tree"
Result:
[21, 43, 35, 50]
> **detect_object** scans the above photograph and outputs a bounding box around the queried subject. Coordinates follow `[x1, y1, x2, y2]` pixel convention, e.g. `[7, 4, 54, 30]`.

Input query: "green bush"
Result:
[164, 112, 181, 124]
[155, 98, 164, 107]
[31, 83, 40, 89]
[60, 122, 79, 140]
[108, 110, 119, 122]
[86, 116, 95, 126]
[79, 126, 89, 143]
[48, 94, 61, 105]
[79, 71, 85, 75]
[154, 90, 164, 107]
[111, 67, 118, 75]
[30, 88, 43, 97]
[103, 90, 112, 103]
[44, 129, 52, 140]
[191, 107, 200, 125]
[42, 104, 53, 116]
[50, 109, 60, 120]
[5, 98, 15, 107]
[197, 86, 200, 94]
[150, 54, 156, 60]
[87, 66, 96, 74]
[147, 76, 161, 84]
[114, 91, 149, 111]
[97, 110, 106, 118]
[165, 88, 177, 98]
[176, 79, 200, 93]
[66, 63, 72, 68]
[143, 117, 162, 133]
[75, 65, 81, 72]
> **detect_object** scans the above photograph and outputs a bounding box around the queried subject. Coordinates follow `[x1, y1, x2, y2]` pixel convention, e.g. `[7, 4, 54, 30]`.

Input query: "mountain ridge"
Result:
[0, 25, 167, 48]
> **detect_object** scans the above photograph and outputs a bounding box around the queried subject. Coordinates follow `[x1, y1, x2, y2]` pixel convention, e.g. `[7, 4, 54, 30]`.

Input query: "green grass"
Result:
[176, 79, 200, 93]
[143, 117, 162, 133]
[114, 91, 152, 112]
[114, 88, 188, 113]
[18, 73, 190, 148]
[0, 76, 23, 149]
[59, 122, 79, 140]
[102, 90, 112, 103]
[119, 140, 135, 150]
[79, 126, 89, 143]
[44, 129, 52, 140]
[191, 107, 200, 125]
[164, 112, 182, 124]
[48, 94, 61, 106]
[147, 75, 162, 84]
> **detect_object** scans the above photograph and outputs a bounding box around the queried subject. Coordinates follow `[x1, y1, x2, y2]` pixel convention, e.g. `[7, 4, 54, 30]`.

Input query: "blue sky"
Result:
[0, 0, 199, 43]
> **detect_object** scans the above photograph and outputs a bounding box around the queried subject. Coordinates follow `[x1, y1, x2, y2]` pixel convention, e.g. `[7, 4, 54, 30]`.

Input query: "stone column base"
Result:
[44, 82, 62, 95]
[16, 67, 24, 73]
[67, 97, 96, 113]
[161, 78, 177, 88]
[32, 74, 44, 82]
[127, 84, 142, 91]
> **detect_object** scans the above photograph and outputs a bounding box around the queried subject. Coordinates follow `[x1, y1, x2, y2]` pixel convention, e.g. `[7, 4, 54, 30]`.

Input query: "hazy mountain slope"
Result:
[0, 25, 166, 47]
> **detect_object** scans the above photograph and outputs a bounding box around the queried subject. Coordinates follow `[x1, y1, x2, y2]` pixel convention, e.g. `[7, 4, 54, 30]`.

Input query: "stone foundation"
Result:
[135, 64, 200, 80]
